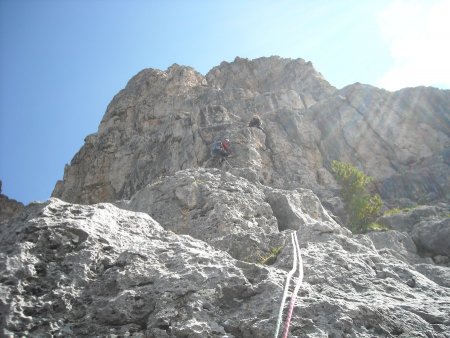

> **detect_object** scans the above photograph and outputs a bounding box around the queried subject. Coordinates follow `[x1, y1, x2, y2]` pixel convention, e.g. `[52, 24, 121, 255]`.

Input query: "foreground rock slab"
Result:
[1, 197, 449, 337]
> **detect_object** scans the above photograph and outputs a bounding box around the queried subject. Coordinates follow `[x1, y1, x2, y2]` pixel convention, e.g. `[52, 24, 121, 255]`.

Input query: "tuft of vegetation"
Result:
[383, 207, 413, 216]
[258, 246, 283, 265]
[383, 207, 403, 216]
[365, 222, 390, 232]
[331, 160, 384, 233]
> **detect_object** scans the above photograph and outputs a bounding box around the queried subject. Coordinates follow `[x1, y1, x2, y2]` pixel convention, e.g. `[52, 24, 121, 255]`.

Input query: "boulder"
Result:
[379, 205, 450, 259]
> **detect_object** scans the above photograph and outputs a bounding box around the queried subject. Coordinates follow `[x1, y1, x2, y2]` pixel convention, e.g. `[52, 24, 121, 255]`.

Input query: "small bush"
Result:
[383, 207, 413, 216]
[331, 160, 383, 233]
[365, 222, 390, 232]
[259, 246, 283, 265]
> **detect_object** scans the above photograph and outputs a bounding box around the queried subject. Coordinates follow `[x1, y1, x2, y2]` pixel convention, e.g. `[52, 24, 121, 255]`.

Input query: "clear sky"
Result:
[1, 0, 449, 204]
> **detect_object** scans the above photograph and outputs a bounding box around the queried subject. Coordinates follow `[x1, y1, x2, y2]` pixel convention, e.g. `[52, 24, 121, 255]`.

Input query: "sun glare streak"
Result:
[376, 0, 450, 90]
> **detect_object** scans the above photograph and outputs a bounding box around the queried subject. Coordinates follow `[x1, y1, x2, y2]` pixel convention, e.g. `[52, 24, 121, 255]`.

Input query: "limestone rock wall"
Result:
[310, 84, 450, 203]
[2, 188, 450, 337]
[5, 56, 447, 337]
[52, 57, 449, 206]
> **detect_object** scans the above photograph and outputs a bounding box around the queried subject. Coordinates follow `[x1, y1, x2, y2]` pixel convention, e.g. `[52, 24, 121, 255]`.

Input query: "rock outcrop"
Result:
[312, 84, 450, 205]
[52, 57, 450, 206]
[2, 56, 450, 337]
[2, 192, 449, 337]
[378, 204, 450, 259]
[0, 180, 24, 221]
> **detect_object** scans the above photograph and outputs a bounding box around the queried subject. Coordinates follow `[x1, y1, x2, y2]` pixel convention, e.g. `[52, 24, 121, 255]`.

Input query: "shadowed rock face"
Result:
[2, 56, 450, 337]
[0, 180, 24, 221]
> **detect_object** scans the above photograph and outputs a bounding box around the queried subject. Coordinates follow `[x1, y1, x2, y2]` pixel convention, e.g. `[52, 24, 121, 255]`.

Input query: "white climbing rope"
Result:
[282, 232, 303, 338]
[274, 232, 297, 338]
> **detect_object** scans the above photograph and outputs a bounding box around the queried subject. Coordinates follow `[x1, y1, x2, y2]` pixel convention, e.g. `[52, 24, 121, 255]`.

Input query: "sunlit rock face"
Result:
[2, 56, 449, 337]
[51, 57, 338, 204]
[2, 194, 450, 337]
[311, 84, 450, 204]
[51, 57, 450, 206]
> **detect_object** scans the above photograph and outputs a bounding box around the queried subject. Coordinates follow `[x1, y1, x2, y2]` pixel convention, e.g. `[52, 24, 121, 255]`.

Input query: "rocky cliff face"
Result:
[51, 56, 337, 204]
[51, 56, 450, 206]
[2, 56, 450, 337]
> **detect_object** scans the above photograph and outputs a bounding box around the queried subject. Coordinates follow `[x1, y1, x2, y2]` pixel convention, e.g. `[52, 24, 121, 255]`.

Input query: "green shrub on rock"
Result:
[331, 160, 384, 233]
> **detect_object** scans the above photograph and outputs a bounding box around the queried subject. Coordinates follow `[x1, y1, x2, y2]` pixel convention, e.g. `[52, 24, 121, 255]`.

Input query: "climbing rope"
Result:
[222, 157, 233, 168]
[282, 233, 303, 338]
[274, 232, 297, 338]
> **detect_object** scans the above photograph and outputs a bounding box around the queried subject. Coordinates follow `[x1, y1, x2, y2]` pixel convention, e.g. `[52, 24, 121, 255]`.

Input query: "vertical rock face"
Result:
[311, 84, 450, 202]
[2, 56, 450, 337]
[52, 57, 450, 206]
[52, 57, 339, 204]
[52, 65, 212, 203]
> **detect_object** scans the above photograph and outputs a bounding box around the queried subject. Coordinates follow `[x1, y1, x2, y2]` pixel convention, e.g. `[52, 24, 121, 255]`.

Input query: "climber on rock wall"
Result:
[248, 115, 265, 132]
[211, 138, 231, 163]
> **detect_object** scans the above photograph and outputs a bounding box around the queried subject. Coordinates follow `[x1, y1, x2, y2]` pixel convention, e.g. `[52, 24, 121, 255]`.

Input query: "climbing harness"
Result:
[274, 232, 304, 338]
[274, 233, 297, 338]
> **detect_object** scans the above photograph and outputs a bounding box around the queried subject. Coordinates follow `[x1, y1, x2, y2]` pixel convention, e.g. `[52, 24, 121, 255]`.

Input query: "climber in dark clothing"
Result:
[211, 138, 231, 162]
[248, 115, 265, 132]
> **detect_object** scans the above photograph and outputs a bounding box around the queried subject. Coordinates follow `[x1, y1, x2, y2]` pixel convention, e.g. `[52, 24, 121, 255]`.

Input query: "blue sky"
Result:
[1, 0, 449, 204]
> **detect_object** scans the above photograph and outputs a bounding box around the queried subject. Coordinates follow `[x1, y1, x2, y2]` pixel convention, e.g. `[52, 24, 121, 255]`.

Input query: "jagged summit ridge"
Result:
[206, 56, 335, 99]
